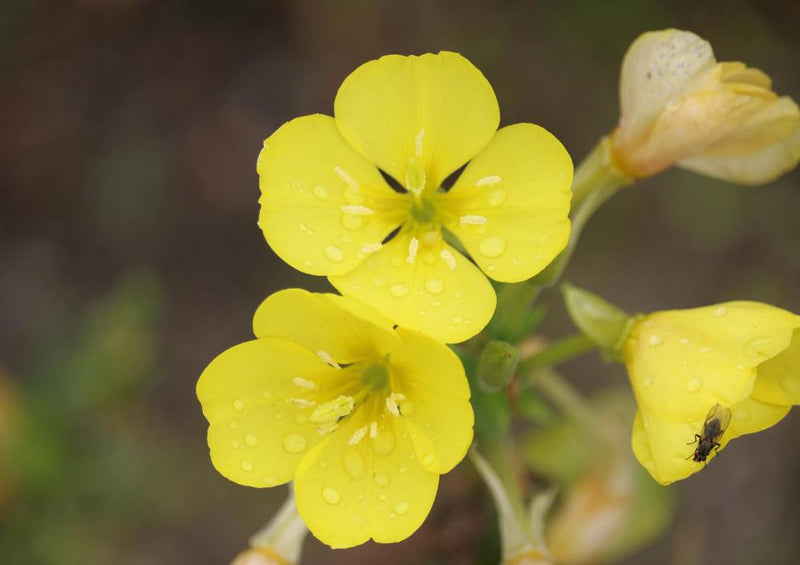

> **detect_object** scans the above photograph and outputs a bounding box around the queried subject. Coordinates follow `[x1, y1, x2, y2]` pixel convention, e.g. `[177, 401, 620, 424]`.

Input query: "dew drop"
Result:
[781, 376, 800, 393]
[342, 214, 364, 230]
[713, 306, 728, 318]
[231, 440, 240, 448]
[244, 434, 258, 446]
[488, 189, 506, 207]
[372, 276, 387, 288]
[344, 449, 366, 478]
[379, 493, 387, 501]
[538, 233, 550, 245]
[372, 429, 396, 455]
[233, 399, 245, 412]
[294, 413, 307, 424]
[283, 434, 307, 453]
[395, 501, 409, 515]
[324, 245, 344, 263]
[479, 236, 506, 258]
[647, 335, 663, 347]
[229, 421, 238, 429]
[390, 283, 409, 298]
[734, 405, 749, 421]
[451, 316, 463, 325]
[241, 460, 254, 472]
[699, 346, 711, 354]
[322, 486, 341, 505]
[743, 336, 772, 358]
[422, 453, 435, 466]
[312, 185, 329, 199]
[643, 376, 653, 388]
[424, 278, 444, 295]
[686, 376, 703, 393]
[374, 474, 390, 488]
[680, 338, 690, 345]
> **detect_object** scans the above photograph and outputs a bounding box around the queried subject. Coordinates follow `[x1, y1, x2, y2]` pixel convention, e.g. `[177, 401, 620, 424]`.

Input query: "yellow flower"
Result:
[196, 289, 473, 548]
[257, 52, 573, 343]
[611, 29, 800, 183]
[623, 301, 800, 485]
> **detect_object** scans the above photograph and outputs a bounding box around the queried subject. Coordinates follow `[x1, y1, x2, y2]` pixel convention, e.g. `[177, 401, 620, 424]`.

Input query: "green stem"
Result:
[518, 334, 596, 374]
[532, 138, 633, 288]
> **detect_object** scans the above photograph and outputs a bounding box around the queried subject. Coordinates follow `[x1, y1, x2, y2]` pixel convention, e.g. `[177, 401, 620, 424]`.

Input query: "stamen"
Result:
[317, 422, 339, 435]
[360, 242, 382, 255]
[292, 377, 318, 390]
[475, 175, 501, 187]
[439, 249, 457, 270]
[310, 395, 355, 424]
[334, 166, 359, 190]
[407, 237, 419, 264]
[289, 397, 317, 408]
[415, 128, 425, 157]
[348, 426, 369, 445]
[459, 214, 488, 226]
[386, 393, 405, 416]
[369, 420, 379, 438]
[341, 205, 374, 215]
[316, 349, 341, 369]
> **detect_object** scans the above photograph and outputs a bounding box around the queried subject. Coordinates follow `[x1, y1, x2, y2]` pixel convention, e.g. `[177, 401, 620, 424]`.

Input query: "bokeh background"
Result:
[2, 1, 800, 564]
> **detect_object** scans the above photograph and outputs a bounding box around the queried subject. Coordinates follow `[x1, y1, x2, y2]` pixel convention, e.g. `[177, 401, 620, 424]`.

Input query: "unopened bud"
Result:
[477, 340, 519, 392]
[561, 283, 638, 359]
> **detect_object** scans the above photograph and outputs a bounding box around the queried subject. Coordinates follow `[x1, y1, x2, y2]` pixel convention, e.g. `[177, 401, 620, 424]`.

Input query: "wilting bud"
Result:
[478, 340, 519, 392]
[231, 548, 289, 565]
[547, 462, 633, 564]
[233, 487, 308, 565]
[561, 283, 636, 359]
[611, 29, 800, 184]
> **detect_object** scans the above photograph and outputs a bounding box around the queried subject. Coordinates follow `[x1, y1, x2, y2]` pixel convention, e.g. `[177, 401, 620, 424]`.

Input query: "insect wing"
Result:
[704, 403, 732, 438]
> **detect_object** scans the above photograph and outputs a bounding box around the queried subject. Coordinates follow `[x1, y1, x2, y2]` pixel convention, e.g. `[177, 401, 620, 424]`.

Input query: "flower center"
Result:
[410, 195, 437, 224]
[362, 363, 389, 391]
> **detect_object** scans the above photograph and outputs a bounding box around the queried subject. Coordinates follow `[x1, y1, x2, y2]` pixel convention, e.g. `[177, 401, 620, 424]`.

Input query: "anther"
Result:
[292, 377, 318, 390]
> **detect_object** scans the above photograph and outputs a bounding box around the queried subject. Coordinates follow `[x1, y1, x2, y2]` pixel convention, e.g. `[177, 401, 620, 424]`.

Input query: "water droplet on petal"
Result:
[372, 429, 396, 455]
[378, 493, 387, 501]
[488, 189, 506, 207]
[424, 278, 444, 295]
[241, 460, 254, 472]
[372, 276, 386, 288]
[643, 376, 653, 388]
[324, 245, 344, 263]
[374, 474, 389, 488]
[422, 453, 435, 466]
[538, 234, 550, 245]
[342, 214, 364, 230]
[344, 449, 366, 478]
[232, 399, 245, 412]
[647, 335, 663, 347]
[283, 434, 307, 453]
[479, 236, 506, 258]
[390, 283, 409, 298]
[322, 486, 341, 505]
[686, 376, 703, 392]
[713, 306, 728, 318]
[743, 336, 772, 358]
[245, 434, 258, 446]
[395, 501, 409, 515]
[680, 338, 690, 345]
[231, 440, 240, 448]
[313, 185, 329, 199]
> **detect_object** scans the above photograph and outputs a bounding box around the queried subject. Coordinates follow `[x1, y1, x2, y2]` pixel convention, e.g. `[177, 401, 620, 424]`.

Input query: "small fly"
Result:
[688, 403, 731, 463]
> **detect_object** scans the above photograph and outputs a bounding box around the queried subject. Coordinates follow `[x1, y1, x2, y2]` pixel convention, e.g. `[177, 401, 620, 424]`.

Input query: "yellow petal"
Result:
[624, 301, 797, 421]
[679, 119, 800, 184]
[390, 328, 473, 473]
[753, 327, 800, 405]
[618, 29, 716, 148]
[257, 114, 408, 276]
[329, 229, 496, 343]
[334, 52, 499, 192]
[253, 289, 401, 365]
[727, 396, 790, 438]
[632, 396, 790, 485]
[294, 404, 439, 548]
[440, 123, 572, 282]
[197, 339, 338, 487]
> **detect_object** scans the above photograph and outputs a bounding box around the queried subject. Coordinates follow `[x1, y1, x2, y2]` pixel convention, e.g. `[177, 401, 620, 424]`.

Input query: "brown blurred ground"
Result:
[1, 1, 799, 564]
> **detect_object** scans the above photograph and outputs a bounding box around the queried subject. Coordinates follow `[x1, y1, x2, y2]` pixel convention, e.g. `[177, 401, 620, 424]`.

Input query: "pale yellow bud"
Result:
[612, 29, 800, 184]
[231, 548, 288, 565]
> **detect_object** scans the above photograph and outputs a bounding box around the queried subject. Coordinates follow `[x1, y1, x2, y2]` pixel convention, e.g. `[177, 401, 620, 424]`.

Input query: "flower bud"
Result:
[477, 340, 519, 392]
[611, 29, 800, 184]
[561, 283, 637, 358]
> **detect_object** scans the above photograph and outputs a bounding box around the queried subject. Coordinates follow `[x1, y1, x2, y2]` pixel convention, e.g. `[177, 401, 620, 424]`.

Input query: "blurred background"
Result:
[1, 1, 799, 564]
